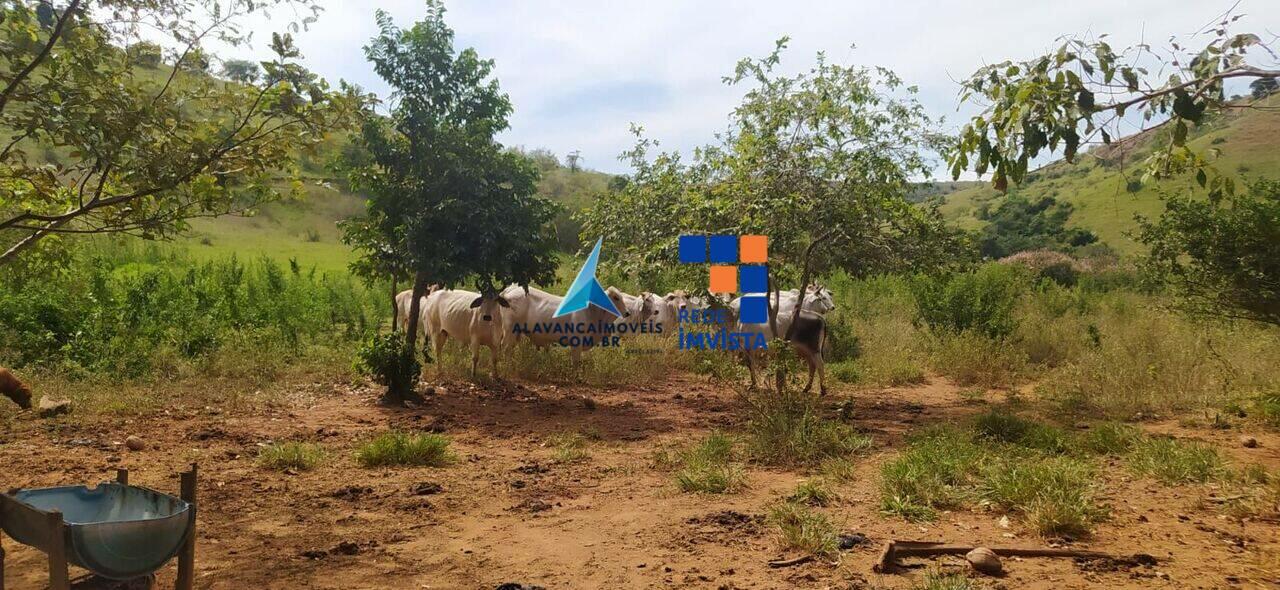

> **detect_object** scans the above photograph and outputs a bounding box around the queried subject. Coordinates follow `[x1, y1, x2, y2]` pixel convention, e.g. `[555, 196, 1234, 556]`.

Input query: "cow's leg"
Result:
[570, 347, 582, 377]
[489, 343, 500, 378]
[789, 342, 817, 393]
[745, 350, 759, 390]
[470, 339, 481, 379]
[433, 331, 447, 370]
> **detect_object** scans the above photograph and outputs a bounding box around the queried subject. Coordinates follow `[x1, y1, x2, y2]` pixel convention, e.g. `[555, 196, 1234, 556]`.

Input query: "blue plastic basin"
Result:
[2, 483, 193, 579]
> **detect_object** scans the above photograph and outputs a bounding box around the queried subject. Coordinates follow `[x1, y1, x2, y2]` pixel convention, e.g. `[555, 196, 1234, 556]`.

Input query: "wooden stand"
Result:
[0, 465, 197, 590]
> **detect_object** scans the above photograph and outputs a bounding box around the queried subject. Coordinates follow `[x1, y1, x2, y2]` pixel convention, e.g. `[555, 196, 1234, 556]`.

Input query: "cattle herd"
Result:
[395, 284, 837, 393]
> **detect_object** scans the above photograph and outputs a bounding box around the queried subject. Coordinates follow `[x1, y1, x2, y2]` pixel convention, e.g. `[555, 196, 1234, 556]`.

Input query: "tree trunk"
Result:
[389, 271, 429, 403]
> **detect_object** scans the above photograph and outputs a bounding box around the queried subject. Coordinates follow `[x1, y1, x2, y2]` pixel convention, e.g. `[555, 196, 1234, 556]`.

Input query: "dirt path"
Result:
[0, 373, 1276, 589]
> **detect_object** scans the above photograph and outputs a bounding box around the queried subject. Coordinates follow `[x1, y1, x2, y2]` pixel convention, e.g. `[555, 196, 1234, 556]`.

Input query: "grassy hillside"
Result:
[940, 94, 1280, 254]
[1, 54, 613, 274]
[175, 155, 613, 275]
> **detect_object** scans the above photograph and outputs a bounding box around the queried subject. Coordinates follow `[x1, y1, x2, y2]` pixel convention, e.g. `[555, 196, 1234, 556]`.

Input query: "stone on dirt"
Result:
[37, 396, 71, 418]
[496, 585, 546, 590]
[1239, 435, 1258, 448]
[125, 435, 146, 451]
[837, 532, 867, 550]
[966, 547, 1003, 575]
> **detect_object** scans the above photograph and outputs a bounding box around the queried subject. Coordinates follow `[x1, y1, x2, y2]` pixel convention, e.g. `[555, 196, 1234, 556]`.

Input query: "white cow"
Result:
[731, 284, 837, 394]
[644, 290, 691, 335]
[422, 289, 510, 378]
[499, 285, 618, 368]
[605, 286, 654, 324]
[395, 285, 442, 343]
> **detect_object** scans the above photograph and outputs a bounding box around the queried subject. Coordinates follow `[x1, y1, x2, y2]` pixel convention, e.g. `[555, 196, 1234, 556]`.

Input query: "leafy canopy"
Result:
[1139, 179, 1280, 327]
[580, 39, 966, 291]
[339, 1, 558, 295]
[0, 0, 365, 265]
[977, 195, 1097, 259]
[948, 14, 1278, 198]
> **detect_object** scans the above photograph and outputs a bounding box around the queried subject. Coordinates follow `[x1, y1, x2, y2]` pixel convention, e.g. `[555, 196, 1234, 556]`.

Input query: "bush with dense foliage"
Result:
[1139, 179, 1280, 328]
[0, 245, 379, 378]
[910, 264, 1027, 339]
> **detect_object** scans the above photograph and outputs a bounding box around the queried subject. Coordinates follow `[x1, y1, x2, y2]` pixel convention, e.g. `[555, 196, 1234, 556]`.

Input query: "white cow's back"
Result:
[500, 285, 615, 348]
[425, 289, 503, 347]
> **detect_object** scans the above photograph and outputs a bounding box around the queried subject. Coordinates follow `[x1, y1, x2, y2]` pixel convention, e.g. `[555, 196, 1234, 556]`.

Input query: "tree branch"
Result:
[0, 0, 84, 116]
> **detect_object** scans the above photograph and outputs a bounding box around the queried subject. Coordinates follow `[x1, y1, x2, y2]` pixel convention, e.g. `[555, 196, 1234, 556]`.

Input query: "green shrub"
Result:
[818, 456, 858, 482]
[973, 410, 1069, 454]
[1038, 262, 1079, 287]
[547, 431, 593, 463]
[1127, 437, 1225, 484]
[768, 502, 839, 557]
[911, 264, 1026, 339]
[1075, 422, 1142, 455]
[673, 432, 746, 494]
[354, 332, 420, 395]
[1255, 389, 1280, 428]
[829, 360, 862, 384]
[356, 431, 454, 467]
[257, 442, 325, 471]
[879, 427, 983, 513]
[980, 456, 1102, 537]
[788, 479, 836, 506]
[744, 389, 872, 465]
[880, 494, 937, 522]
[0, 245, 379, 379]
[927, 331, 1026, 387]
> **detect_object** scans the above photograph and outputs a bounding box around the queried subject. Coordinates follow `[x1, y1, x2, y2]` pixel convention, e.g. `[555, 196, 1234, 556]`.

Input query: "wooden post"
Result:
[116, 468, 129, 485]
[177, 464, 197, 590]
[46, 510, 69, 590]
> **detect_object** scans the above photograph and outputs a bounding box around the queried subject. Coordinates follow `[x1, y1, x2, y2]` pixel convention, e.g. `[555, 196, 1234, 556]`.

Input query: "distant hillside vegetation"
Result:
[939, 94, 1280, 254]
[178, 144, 615, 273]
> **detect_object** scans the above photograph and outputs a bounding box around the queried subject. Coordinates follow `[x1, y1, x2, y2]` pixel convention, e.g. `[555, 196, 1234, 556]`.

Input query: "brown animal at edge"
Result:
[0, 367, 33, 409]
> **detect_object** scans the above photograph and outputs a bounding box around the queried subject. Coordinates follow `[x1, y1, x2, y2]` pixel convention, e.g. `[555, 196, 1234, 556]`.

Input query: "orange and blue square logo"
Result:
[679, 234, 769, 324]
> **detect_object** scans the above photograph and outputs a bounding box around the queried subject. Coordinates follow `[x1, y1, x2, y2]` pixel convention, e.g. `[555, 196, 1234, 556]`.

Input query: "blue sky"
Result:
[228, 0, 1279, 177]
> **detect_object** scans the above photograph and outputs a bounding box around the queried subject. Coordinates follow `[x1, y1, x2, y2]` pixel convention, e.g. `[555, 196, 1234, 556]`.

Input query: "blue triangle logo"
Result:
[554, 237, 622, 318]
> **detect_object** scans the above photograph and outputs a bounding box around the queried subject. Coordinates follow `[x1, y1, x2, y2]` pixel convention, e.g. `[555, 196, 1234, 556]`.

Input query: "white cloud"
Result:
[222, 0, 1279, 176]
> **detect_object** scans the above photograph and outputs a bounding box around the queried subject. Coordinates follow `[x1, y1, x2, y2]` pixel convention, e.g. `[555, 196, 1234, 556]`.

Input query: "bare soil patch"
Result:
[1, 373, 1277, 588]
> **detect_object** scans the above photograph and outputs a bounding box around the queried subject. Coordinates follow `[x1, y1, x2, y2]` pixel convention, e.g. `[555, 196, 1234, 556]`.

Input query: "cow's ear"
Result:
[665, 293, 675, 300]
[470, 296, 484, 309]
[496, 297, 510, 308]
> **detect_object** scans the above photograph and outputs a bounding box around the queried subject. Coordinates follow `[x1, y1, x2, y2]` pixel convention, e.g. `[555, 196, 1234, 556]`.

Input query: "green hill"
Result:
[172, 146, 613, 274]
[939, 94, 1280, 254]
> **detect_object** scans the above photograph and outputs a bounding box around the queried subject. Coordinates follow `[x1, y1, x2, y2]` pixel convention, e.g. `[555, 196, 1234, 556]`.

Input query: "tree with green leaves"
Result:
[947, 12, 1279, 328]
[1251, 76, 1278, 100]
[1138, 179, 1280, 327]
[581, 39, 966, 329]
[977, 194, 1097, 259]
[0, 0, 364, 265]
[340, 2, 559, 402]
[221, 58, 261, 84]
[948, 14, 1278, 199]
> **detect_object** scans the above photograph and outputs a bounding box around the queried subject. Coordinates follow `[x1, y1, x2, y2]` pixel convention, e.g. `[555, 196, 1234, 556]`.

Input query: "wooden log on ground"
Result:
[873, 539, 1138, 573]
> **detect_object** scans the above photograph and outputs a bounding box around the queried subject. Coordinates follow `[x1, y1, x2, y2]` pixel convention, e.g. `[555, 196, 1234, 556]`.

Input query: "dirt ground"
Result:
[1, 371, 1278, 589]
